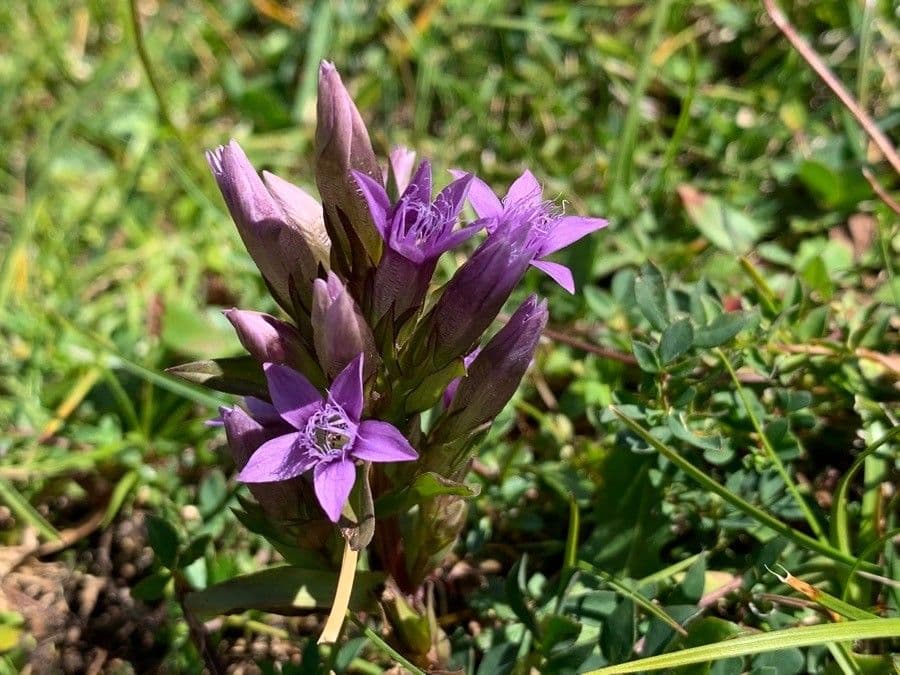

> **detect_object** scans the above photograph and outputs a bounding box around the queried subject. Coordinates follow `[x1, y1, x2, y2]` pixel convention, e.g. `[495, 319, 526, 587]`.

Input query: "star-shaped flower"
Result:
[456, 170, 607, 293]
[237, 354, 417, 522]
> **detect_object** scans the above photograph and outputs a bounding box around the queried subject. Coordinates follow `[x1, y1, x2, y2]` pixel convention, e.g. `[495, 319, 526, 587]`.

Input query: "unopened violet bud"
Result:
[312, 272, 379, 379]
[315, 61, 383, 276]
[262, 171, 331, 276]
[222, 405, 304, 522]
[409, 237, 531, 369]
[438, 295, 548, 440]
[224, 309, 321, 378]
[442, 348, 481, 409]
[206, 141, 329, 314]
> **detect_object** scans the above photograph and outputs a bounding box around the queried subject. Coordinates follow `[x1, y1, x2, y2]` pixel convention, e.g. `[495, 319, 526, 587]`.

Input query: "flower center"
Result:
[501, 199, 558, 255]
[304, 403, 355, 456]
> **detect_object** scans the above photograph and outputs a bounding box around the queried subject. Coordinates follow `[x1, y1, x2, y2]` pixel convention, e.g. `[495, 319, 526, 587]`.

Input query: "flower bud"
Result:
[224, 309, 324, 386]
[409, 237, 531, 369]
[387, 146, 417, 196]
[262, 170, 330, 277]
[315, 62, 383, 277]
[438, 295, 547, 439]
[311, 272, 379, 379]
[206, 140, 329, 314]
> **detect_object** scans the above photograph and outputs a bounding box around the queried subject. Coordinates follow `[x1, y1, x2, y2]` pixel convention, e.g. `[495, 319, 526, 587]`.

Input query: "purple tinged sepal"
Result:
[311, 272, 379, 380]
[206, 141, 330, 314]
[315, 62, 383, 277]
[437, 295, 548, 440]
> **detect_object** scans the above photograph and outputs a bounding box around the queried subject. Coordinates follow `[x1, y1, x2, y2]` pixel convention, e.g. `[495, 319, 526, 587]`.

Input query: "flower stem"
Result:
[318, 539, 359, 644]
[348, 613, 426, 675]
[715, 348, 827, 542]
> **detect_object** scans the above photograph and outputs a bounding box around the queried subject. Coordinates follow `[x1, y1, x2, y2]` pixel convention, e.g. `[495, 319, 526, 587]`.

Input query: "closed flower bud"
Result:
[438, 295, 547, 439]
[315, 62, 383, 276]
[224, 309, 323, 384]
[410, 237, 531, 369]
[206, 140, 330, 314]
[311, 272, 379, 379]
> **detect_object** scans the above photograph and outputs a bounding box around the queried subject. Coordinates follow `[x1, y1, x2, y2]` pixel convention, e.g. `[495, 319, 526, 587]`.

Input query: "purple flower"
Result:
[354, 161, 480, 321]
[438, 295, 548, 439]
[225, 309, 308, 365]
[387, 147, 417, 195]
[238, 354, 418, 522]
[206, 141, 329, 312]
[456, 170, 607, 294]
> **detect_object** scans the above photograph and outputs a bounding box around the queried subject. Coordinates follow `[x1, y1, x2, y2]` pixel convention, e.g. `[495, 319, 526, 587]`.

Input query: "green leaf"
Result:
[692, 312, 753, 348]
[660, 318, 694, 364]
[166, 356, 268, 398]
[632, 340, 660, 373]
[583, 618, 900, 674]
[476, 643, 519, 675]
[506, 555, 539, 636]
[374, 472, 479, 518]
[198, 469, 227, 517]
[145, 514, 180, 569]
[184, 566, 385, 620]
[539, 614, 582, 653]
[634, 262, 669, 331]
[180, 534, 212, 569]
[678, 185, 767, 254]
[132, 570, 171, 601]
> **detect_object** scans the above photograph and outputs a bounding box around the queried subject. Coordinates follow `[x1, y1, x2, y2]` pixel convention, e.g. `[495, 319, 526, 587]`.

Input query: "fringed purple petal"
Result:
[402, 160, 432, 204]
[531, 258, 575, 294]
[459, 174, 503, 220]
[313, 457, 356, 522]
[329, 353, 365, 422]
[540, 215, 609, 256]
[238, 431, 315, 482]
[353, 420, 418, 462]
[504, 170, 542, 209]
[352, 170, 391, 240]
[433, 173, 473, 225]
[430, 222, 482, 257]
[263, 363, 322, 428]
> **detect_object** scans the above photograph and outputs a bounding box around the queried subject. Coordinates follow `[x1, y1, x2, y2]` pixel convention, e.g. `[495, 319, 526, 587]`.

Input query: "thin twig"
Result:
[542, 325, 638, 365]
[763, 0, 900, 176]
[862, 168, 900, 215]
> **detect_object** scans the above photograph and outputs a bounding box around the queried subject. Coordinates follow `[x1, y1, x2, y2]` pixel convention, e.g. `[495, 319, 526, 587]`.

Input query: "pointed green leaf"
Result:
[660, 318, 694, 364]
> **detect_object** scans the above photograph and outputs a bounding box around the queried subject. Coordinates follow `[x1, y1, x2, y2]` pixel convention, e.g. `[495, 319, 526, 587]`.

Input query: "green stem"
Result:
[609, 0, 673, 210]
[127, 0, 209, 186]
[716, 348, 826, 542]
[610, 407, 877, 573]
[348, 613, 426, 675]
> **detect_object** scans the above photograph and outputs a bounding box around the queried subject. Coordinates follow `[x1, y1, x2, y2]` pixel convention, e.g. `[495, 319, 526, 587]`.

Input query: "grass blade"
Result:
[584, 618, 900, 674]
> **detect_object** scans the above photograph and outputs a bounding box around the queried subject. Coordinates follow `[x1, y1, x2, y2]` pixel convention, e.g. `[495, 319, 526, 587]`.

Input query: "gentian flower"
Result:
[238, 354, 418, 522]
[353, 161, 480, 321]
[225, 309, 309, 366]
[206, 140, 329, 313]
[456, 170, 607, 293]
[387, 146, 417, 195]
[222, 404, 304, 522]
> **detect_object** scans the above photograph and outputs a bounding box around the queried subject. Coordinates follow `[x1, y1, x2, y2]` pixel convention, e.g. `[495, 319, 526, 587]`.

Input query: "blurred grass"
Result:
[0, 0, 898, 671]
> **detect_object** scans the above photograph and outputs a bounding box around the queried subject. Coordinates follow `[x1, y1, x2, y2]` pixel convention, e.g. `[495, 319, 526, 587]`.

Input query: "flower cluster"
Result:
[174, 62, 605, 580]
